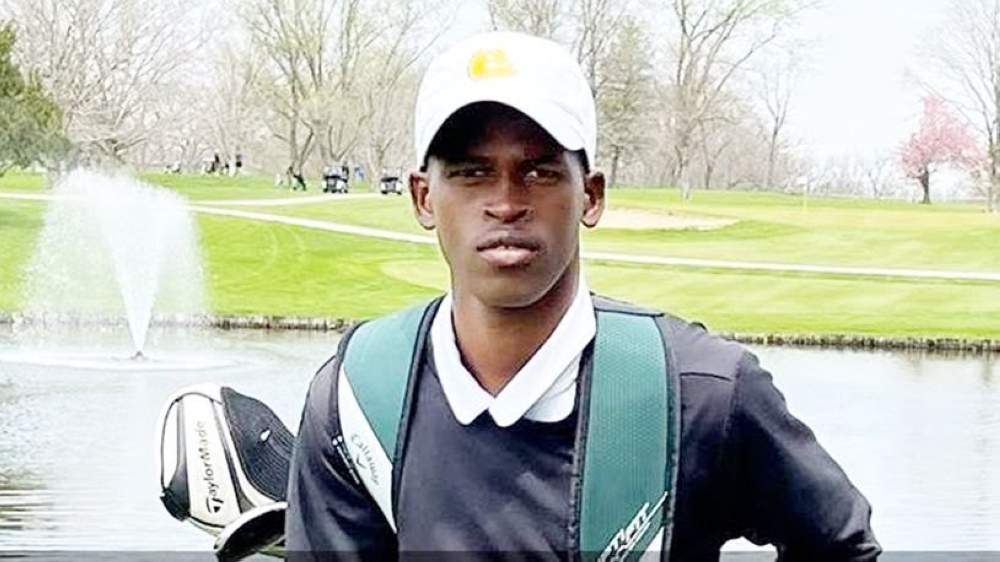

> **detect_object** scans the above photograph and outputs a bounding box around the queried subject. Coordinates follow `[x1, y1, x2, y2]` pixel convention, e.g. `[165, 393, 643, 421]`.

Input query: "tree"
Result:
[237, 0, 333, 171]
[1, 0, 207, 164]
[238, 0, 445, 174]
[484, 0, 628, 96]
[666, 0, 811, 199]
[901, 96, 980, 204]
[0, 22, 66, 175]
[595, 16, 654, 188]
[487, 0, 564, 37]
[572, 0, 627, 93]
[753, 44, 799, 190]
[921, 0, 1000, 211]
[860, 154, 895, 200]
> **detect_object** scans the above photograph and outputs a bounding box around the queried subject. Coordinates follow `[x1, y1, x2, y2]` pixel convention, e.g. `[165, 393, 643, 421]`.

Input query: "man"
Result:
[286, 31, 879, 560]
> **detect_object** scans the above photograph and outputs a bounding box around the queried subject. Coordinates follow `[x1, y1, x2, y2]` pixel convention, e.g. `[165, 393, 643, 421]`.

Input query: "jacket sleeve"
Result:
[285, 355, 396, 561]
[723, 351, 881, 561]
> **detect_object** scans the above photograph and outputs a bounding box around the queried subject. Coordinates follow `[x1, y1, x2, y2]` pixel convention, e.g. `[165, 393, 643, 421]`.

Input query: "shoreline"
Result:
[2, 311, 997, 354]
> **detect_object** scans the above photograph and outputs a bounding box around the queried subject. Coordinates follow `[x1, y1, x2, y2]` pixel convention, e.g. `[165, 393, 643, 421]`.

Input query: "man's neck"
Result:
[451, 273, 579, 396]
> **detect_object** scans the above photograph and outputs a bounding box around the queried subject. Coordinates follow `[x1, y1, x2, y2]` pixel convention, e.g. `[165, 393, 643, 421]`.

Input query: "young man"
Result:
[285, 31, 880, 560]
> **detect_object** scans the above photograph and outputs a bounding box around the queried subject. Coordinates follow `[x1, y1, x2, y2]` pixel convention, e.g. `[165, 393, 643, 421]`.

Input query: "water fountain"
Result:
[1, 169, 220, 370]
[0, 169, 333, 551]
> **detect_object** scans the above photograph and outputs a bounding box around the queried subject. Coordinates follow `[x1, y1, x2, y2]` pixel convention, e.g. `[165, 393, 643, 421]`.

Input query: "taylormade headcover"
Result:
[156, 383, 294, 535]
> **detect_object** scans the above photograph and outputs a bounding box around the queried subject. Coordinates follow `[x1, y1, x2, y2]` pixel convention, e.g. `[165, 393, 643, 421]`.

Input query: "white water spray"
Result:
[20, 169, 206, 356]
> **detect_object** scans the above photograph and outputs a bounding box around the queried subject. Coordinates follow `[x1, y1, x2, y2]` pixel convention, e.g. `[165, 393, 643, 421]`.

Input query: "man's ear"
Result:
[409, 170, 436, 230]
[581, 170, 606, 228]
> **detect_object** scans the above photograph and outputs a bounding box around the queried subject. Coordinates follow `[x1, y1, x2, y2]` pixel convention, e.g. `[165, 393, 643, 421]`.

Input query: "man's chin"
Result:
[487, 295, 546, 311]
[472, 277, 564, 311]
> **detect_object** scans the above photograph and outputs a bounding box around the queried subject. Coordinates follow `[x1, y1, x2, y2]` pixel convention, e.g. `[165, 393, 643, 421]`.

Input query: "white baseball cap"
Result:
[413, 31, 597, 169]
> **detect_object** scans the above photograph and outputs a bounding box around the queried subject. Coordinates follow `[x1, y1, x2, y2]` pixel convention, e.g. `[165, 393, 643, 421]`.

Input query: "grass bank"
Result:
[1, 172, 999, 339]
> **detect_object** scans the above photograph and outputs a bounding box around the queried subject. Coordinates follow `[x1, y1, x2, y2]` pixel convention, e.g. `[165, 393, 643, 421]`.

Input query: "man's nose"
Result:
[484, 173, 531, 222]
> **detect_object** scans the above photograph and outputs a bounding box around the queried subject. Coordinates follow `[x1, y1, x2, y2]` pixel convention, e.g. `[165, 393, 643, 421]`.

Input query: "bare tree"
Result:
[665, 0, 811, 199]
[487, 0, 564, 37]
[237, 0, 447, 176]
[238, 0, 334, 171]
[486, 0, 636, 175]
[484, 0, 628, 93]
[632, 92, 682, 187]
[921, 0, 1000, 212]
[193, 40, 272, 172]
[1, 0, 208, 164]
[860, 154, 894, 199]
[696, 120, 733, 190]
[753, 45, 799, 190]
[359, 0, 450, 177]
[572, 0, 630, 92]
[690, 93, 772, 191]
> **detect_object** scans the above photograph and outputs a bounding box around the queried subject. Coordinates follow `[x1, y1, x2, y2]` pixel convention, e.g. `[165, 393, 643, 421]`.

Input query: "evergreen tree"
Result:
[0, 22, 68, 175]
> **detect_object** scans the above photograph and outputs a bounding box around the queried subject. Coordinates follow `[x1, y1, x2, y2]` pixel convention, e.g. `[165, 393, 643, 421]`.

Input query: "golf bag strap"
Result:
[576, 307, 678, 561]
[338, 300, 434, 531]
[340, 299, 679, 558]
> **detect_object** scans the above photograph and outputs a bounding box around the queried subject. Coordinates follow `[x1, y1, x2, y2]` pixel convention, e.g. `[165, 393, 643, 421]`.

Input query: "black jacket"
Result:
[285, 297, 881, 560]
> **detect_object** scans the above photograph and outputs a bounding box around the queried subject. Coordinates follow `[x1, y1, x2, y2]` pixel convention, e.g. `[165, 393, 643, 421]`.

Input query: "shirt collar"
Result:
[430, 277, 596, 427]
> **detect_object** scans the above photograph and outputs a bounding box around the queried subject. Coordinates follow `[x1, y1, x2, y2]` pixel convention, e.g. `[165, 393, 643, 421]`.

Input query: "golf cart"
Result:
[322, 164, 349, 193]
[379, 167, 404, 195]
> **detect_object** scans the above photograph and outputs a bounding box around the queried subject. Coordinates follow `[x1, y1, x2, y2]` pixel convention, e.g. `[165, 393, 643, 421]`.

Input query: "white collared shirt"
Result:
[430, 278, 596, 427]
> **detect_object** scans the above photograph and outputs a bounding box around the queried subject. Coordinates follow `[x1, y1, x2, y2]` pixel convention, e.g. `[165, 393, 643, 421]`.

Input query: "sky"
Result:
[787, 0, 952, 161]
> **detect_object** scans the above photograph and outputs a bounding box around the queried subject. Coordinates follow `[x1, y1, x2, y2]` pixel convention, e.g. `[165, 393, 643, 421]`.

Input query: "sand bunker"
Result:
[597, 208, 737, 231]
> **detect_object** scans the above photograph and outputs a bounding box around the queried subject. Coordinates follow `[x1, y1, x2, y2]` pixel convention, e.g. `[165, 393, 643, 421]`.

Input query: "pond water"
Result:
[0, 326, 996, 556]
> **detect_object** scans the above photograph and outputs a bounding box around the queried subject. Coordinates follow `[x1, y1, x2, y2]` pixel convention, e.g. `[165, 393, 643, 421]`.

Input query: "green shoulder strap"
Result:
[341, 301, 429, 463]
[579, 308, 677, 561]
[342, 300, 678, 559]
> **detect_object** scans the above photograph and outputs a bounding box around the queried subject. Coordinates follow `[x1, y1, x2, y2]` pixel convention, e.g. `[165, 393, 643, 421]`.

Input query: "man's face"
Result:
[409, 103, 605, 309]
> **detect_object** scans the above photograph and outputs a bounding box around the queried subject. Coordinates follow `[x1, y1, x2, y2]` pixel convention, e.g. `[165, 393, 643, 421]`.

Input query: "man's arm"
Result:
[285, 355, 396, 561]
[724, 352, 881, 561]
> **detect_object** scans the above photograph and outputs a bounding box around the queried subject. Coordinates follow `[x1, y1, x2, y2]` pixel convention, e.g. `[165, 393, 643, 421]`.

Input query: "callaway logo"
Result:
[195, 421, 224, 514]
[598, 492, 669, 562]
[350, 433, 379, 486]
[332, 435, 362, 486]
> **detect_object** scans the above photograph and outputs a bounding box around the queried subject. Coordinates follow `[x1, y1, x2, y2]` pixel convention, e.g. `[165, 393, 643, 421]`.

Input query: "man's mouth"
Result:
[476, 234, 541, 268]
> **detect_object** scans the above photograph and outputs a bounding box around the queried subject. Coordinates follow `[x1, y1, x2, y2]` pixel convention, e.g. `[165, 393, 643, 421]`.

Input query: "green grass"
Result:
[0, 171, 48, 191]
[0, 170, 375, 200]
[143, 173, 377, 201]
[198, 215, 440, 317]
[0, 200, 44, 311]
[261, 195, 429, 235]
[588, 264, 1000, 338]
[254, 186, 1000, 271]
[386, 249, 1000, 338]
[587, 188, 1000, 270]
[1, 172, 999, 337]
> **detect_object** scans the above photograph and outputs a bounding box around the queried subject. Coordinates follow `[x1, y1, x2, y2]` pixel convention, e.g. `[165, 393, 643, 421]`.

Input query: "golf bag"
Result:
[157, 298, 679, 562]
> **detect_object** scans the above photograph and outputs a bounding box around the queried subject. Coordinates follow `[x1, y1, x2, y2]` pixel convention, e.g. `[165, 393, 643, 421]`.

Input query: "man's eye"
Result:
[526, 167, 562, 182]
[450, 167, 491, 178]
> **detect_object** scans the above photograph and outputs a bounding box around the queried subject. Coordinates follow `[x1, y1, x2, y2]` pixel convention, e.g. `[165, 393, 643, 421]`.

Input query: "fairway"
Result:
[2, 173, 999, 339]
[251, 186, 1000, 272]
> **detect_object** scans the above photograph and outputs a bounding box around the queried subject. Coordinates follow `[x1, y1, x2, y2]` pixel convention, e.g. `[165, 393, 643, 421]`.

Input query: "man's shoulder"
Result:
[319, 296, 443, 382]
[592, 294, 747, 380]
[663, 314, 746, 380]
[592, 294, 662, 317]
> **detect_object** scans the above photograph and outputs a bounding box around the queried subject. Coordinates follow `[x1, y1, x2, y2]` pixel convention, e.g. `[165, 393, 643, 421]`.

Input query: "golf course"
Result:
[2, 171, 999, 339]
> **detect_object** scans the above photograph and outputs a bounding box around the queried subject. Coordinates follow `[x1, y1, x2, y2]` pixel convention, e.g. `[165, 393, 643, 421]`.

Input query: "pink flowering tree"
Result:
[901, 96, 982, 204]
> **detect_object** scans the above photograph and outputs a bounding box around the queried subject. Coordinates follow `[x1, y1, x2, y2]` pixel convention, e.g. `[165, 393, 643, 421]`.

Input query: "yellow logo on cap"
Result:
[468, 48, 516, 80]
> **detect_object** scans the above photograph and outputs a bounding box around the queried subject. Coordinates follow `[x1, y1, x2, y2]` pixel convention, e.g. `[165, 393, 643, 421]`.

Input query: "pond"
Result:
[0, 326, 997, 557]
